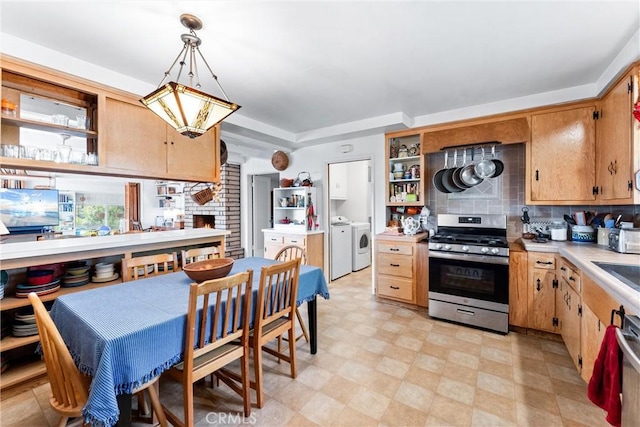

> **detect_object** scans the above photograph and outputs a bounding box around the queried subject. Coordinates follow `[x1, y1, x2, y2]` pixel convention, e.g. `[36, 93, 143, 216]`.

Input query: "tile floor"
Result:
[0, 266, 609, 426]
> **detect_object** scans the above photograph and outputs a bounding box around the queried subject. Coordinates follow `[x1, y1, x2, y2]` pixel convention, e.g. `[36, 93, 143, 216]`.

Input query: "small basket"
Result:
[189, 182, 221, 206]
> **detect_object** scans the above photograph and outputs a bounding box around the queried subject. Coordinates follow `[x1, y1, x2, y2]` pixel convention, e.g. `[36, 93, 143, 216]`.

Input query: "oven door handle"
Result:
[616, 328, 640, 372]
[428, 251, 509, 265]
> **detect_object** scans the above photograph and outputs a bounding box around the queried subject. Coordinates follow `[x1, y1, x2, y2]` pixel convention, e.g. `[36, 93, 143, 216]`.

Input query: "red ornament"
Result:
[633, 100, 640, 123]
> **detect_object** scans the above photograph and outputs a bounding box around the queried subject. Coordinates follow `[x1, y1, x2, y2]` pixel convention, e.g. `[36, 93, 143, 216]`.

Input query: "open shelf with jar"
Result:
[273, 187, 319, 232]
[385, 132, 426, 209]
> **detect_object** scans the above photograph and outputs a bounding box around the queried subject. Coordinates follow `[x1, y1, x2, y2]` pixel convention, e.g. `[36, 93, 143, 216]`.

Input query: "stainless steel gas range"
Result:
[428, 214, 509, 334]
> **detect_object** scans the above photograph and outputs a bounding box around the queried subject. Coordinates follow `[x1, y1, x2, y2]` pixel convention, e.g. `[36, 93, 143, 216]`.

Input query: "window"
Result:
[76, 201, 124, 231]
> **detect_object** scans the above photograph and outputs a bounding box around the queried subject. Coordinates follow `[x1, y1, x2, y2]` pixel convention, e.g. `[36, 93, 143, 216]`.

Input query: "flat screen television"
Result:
[0, 188, 60, 233]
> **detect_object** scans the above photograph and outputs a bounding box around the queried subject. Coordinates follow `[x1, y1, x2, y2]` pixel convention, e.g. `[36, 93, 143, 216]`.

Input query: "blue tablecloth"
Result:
[49, 257, 329, 427]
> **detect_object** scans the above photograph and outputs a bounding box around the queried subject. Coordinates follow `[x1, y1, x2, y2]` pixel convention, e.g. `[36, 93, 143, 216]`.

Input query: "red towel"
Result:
[587, 324, 622, 427]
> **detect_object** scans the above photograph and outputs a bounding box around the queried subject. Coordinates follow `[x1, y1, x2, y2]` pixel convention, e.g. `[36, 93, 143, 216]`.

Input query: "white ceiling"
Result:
[1, 1, 639, 159]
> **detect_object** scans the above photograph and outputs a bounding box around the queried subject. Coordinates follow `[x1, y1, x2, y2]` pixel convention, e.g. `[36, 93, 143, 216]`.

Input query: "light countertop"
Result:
[520, 239, 639, 315]
[262, 228, 325, 235]
[0, 229, 230, 268]
[375, 232, 429, 243]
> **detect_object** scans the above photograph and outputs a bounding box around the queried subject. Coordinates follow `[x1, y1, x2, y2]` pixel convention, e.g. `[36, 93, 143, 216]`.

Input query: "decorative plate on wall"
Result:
[272, 151, 289, 171]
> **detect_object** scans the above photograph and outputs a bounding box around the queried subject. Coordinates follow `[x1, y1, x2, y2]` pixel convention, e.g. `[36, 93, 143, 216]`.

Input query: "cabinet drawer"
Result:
[377, 243, 413, 256]
[264, 234, 284, 244]
[377, 253, 413, 278]
[529, 253, 555, 269]
[284, 236, 306, 246]
[559, 259, 581, 293]
[377, 275, 414, 302]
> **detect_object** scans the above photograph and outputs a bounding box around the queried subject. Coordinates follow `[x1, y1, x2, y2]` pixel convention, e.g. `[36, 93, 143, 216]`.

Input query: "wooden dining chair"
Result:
[181, 246, 221, 268]
[161, 270, 254, 426]
[28, 293, 167, 427]
[217, 258, 301, 408]
[121, 252, 178, 281]
[274, 245, 309, 343]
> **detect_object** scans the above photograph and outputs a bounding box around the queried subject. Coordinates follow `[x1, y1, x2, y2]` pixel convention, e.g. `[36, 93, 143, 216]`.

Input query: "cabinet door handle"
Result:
[390, 286, 400, 290]
[390, 248, 400, 252]
[390, 263, 400, 267]
[536, 278, 541, 291]
[290, 240, 298, 243]
[537, 261, 553, 265]
[569, 276, 575, 282]
[535, 170, 539, 181]
[560, 266, 566, 271]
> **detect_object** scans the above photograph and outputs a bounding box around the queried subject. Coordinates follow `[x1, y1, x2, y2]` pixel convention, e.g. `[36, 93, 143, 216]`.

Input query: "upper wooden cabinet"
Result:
[595, 67, 639, 203]
[102, 96, 220, 182]
[0, 55, 220, 183]
[528, 105, 597, 204]
[1, 63, 100, 175]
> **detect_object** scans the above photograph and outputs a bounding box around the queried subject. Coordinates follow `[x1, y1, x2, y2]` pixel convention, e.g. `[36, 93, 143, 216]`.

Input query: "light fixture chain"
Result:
[195, 46, 231, 102]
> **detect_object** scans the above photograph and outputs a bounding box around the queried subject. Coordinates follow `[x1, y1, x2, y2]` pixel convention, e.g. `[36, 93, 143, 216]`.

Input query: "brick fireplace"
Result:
[193, 214, 216, 229]
[184, 163, 244, 259]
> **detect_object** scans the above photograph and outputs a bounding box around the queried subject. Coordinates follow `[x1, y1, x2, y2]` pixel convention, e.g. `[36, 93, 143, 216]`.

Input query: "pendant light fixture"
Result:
[140, 14, 240, 138]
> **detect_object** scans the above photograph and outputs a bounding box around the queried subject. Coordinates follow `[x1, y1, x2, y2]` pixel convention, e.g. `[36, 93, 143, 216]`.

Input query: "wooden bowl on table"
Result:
[182, 258, 235, 283]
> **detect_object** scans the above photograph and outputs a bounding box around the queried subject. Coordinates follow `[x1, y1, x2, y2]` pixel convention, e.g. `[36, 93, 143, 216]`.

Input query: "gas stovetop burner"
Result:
[430, 233, 508, 248]
[429, 214, 510, 258]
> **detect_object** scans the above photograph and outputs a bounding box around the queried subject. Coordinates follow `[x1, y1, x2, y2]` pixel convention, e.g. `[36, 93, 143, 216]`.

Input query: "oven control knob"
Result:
[481, 247, 490, 254]
[444, 244, 452, 251]
[461, 245, 470, 252]
[435, 243, 443, 250]
[490, 248, 500, 255]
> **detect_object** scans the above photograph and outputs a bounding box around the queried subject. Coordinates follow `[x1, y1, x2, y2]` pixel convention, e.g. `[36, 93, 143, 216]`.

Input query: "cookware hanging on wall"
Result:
[433, 151, 451, 193]
[442, 150, 464, 192]
[460, 148, 483, 187]
[452, 149, 472, 190]
[489, 145, 504, 178]
[473, 147, 496, 178]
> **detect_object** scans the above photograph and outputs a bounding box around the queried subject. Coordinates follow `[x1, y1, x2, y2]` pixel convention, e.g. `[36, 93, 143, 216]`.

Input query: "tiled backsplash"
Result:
[425, 143, 639, 239]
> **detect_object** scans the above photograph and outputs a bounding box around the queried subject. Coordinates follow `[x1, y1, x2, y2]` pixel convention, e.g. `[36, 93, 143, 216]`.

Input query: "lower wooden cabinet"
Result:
[527, 252, 557, 332]
[263, 230, 324, 269]
[581, 302, 607, 383]
[581, 273, 623, 382]
[508, 244, 528, 328]
[556, 273, 582, 371]
[375, 233, 428, 307]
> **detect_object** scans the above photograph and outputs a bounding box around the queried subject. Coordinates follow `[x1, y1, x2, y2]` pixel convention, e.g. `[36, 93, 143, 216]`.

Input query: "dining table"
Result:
[48, 257, 330, 427]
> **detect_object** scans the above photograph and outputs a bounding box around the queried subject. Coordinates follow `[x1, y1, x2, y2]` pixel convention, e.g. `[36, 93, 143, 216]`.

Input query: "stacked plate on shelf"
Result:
[15, 279, 61, 298]
[0, 270, 7, 300]
[11, 303, 53, 337]
[12, 310, 38, 337]
[92, 263, 119, 283]
[62, 262, 91, 288]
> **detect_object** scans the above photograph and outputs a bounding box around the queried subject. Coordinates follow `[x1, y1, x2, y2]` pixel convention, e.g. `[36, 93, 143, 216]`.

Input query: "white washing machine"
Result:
[330, 216, 353, 281]
[351, 222, 371, 271]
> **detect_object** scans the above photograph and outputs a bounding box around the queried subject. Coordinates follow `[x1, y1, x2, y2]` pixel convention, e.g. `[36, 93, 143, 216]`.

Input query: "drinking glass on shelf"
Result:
[52, 114, 69, 126]
[57, 134, 72, 163]
[86, 152, 98, 165]
[76, 115, 87, 129]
